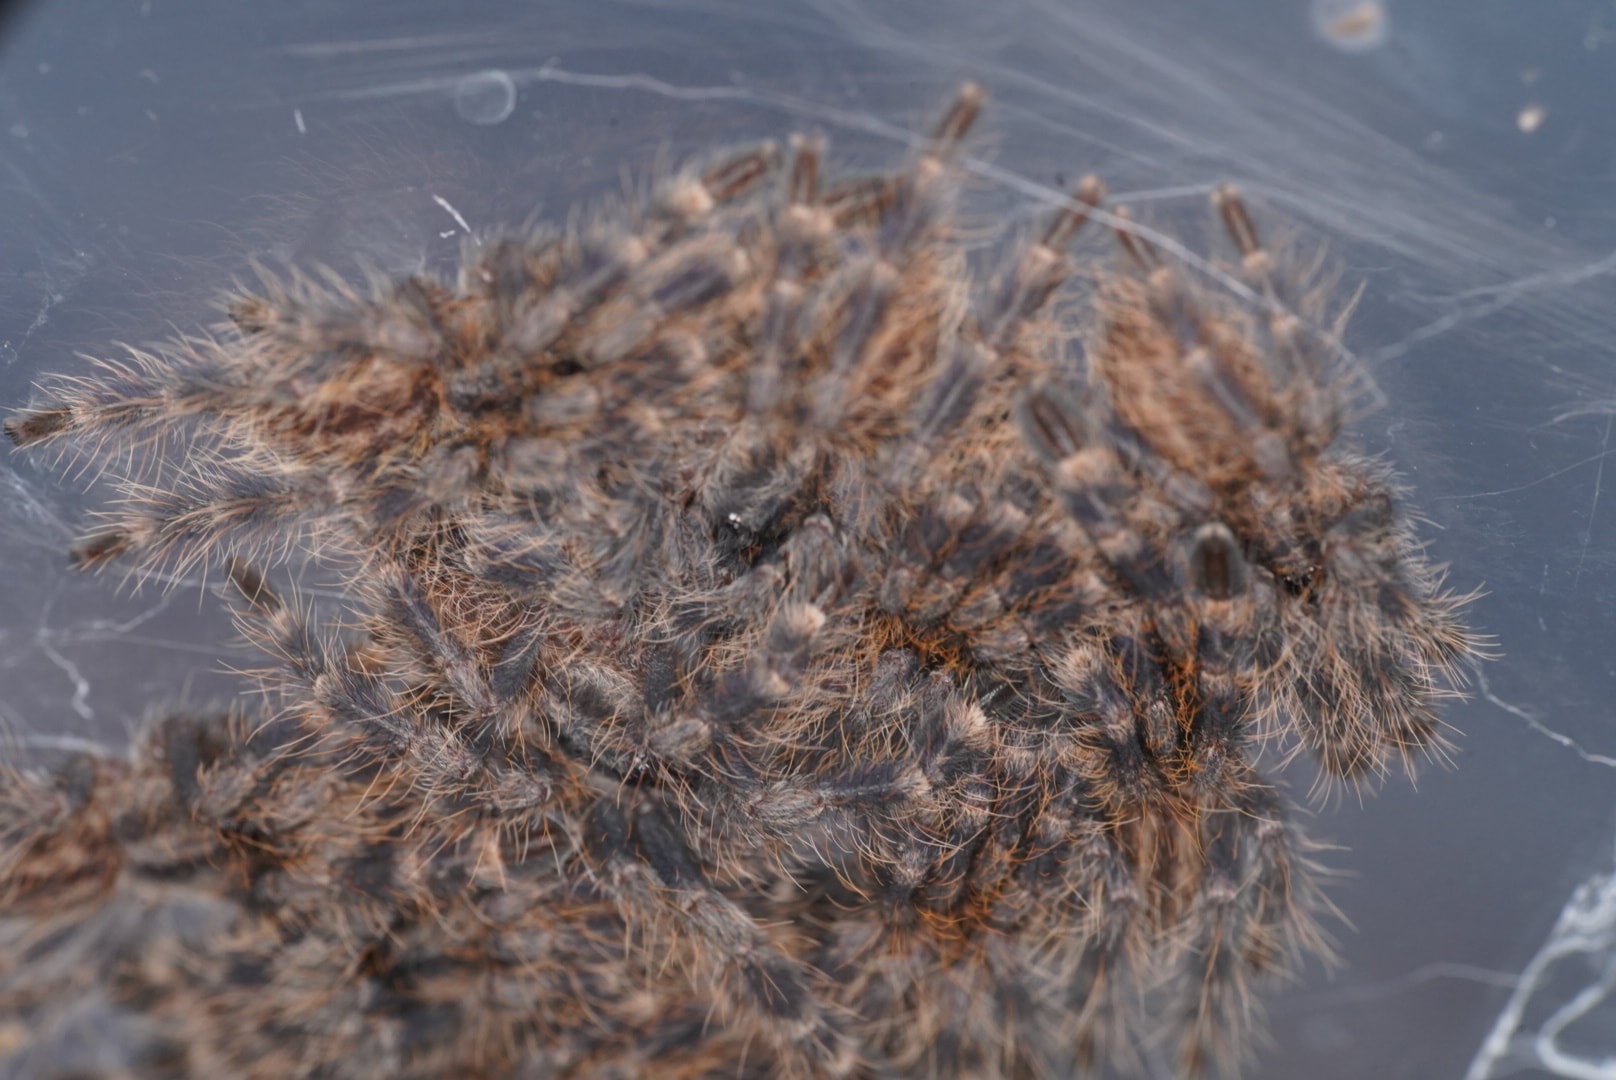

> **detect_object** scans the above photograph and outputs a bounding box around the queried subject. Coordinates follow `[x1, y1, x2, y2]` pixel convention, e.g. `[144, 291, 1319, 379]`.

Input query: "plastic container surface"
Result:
[1, 2, 1612, 1077]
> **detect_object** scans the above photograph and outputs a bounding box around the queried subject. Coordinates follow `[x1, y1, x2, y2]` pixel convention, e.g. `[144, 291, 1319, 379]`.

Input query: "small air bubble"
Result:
[454, 69, 517, 127]
[1517, 103, 1547, 134]
[1311, 0, 1388, 52]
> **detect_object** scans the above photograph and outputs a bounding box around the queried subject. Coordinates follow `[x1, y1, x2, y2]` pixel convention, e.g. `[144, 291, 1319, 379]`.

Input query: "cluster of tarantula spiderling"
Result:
[1, 84, 1484, 1079]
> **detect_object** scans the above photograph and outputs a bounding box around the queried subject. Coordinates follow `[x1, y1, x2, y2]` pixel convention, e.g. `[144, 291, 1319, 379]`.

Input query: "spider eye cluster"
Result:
[1278, 562, 1322, 598]
[0, 86, 1483, 1080]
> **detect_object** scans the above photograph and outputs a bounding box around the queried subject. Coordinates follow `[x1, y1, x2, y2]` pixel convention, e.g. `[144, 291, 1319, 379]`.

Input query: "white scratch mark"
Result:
[1466, 836, 1616, 1079]
[1475, 664, 1616, 769]
[36, 638, 93, 721]
[432, 194, 472, 235]
[1368, 245, 1616, 365]
[9, 734, 116, 757]
[1273, 961, 1523, 1014]
[293, 107, 306, 134]
[1575, 414, 1612, 583]
[1436, 445, 1616, 502]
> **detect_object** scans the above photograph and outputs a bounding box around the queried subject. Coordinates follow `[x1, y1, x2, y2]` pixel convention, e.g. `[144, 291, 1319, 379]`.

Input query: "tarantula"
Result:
[0, 85, 1482, 1078]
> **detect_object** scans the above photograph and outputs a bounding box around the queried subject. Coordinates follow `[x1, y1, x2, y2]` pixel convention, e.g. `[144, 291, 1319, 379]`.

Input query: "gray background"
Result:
[2, 2, 1614, 1077]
